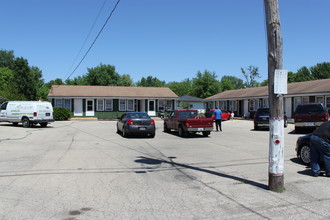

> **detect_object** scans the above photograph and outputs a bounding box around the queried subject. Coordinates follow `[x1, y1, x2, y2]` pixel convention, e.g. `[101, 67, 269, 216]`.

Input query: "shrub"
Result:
[53, 107, 71, 121]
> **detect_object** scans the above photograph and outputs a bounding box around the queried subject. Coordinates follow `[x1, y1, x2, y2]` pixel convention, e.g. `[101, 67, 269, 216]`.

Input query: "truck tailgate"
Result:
[185, 118, 213, 127]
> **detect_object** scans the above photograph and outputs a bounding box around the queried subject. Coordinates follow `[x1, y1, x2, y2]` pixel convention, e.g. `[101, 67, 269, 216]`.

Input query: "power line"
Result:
[64, 0, 108, 80]
[65, 0, 121, 81]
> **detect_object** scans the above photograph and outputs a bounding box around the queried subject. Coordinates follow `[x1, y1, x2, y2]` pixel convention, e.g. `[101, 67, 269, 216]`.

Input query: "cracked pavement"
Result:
[0, 120, 329, 220]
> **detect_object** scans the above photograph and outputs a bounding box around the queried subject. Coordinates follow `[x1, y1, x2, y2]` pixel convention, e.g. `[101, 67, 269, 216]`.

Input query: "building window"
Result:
[166, 100, 173, 111]
[97, 100, 104, 111]
[262, 98, 269, 108]
[316, 96, 324, 104]
[159, 100, 166, 111]
[127, 99, 134, 111]
[294, 97, 302, 110]
[119, 100, 126, 111]
[326, 97, 330, 110]
[55, 99, 62, 108]
[105, 99, 113, 111]
[54, 99, 71, 110]
[302, 96, 309, 104]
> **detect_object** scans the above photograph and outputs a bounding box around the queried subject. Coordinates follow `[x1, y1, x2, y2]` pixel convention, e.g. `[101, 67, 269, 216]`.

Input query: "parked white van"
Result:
[0, 101, 54, 128]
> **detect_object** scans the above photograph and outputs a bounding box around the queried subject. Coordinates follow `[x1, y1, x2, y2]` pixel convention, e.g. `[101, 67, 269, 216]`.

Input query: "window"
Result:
[119, 100, 126, 111]
[294, 97, 302, 110]
[166, 100, 173, 111]
[105, 99, 113, 111]
[302, 96, 309, 104]
[54, 99, 71, 110]
[55, 99, 62, 108]
[159, 100, 166, 111]
[127, 99, 134, 111]
[316, 96, 324, 104]
[262, 98, 269, 108]
[326, 97, 330, 110]
[97, 100, 104, 111]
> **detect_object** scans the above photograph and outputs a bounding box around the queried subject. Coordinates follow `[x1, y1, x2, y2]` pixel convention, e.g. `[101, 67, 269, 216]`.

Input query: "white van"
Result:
[0, 101, 54, 128]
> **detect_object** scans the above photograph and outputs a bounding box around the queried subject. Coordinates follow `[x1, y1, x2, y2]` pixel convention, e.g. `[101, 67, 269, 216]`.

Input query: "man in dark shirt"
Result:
[310, 121, 330, 177]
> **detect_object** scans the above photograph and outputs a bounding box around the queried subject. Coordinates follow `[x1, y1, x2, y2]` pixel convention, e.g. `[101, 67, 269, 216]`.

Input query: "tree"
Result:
[219, 75, 244, 91]
[294, 66, 315, 82]
[310, 62, 330, 79]
[167, 78, 192, 96]
[86, 64, 120, 86]
[241, 65, 261, 88]
[191, 70, 220, 98]
[136, 76, 166, 87]
[65, 76, 88, 85]
[0, 50, 15, 68]
[12, 57, 37, 100]
[118, 74, 134, 86]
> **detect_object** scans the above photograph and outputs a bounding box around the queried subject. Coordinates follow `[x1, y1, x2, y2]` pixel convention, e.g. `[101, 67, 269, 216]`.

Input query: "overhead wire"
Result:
[64, 0, 108, 80]
[65, 0, 122, 81]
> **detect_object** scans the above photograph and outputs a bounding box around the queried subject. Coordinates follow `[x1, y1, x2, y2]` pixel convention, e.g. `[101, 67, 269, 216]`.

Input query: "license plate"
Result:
[305, 122, 315, 126]
[197, 128, 204, 131]
[139, 127, 146, 130]
[46, 113, 50, 116]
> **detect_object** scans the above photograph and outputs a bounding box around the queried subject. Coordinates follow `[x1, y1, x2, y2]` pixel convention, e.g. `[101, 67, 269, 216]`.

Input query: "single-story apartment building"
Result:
[48, 85, 178, 119]
[177, 95, 206, 113]
[205, 78, 330, 119]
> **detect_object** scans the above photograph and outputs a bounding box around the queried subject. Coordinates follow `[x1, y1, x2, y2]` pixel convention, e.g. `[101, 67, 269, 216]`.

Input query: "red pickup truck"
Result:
[163, 109, 213, 137]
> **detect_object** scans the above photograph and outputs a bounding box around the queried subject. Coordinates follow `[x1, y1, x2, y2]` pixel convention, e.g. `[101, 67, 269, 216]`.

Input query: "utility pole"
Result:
[264, 0, 285, 192]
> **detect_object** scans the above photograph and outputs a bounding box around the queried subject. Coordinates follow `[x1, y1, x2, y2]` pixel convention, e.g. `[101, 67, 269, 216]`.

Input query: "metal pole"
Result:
[264, 0, 285, 192]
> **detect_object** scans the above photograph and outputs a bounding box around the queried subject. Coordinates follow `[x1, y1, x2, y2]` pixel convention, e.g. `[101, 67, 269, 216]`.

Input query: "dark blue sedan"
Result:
[117, 112, 156, 138]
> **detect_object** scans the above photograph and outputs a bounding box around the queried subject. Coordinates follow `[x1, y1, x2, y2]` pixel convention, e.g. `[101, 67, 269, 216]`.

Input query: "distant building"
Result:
[205, 78, 330, 118]
[177, 95, 206, 113]
[48, 85, 178, 119]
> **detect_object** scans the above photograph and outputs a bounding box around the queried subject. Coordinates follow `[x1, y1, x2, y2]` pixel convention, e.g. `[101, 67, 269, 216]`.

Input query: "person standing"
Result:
[310, 120, 330, 177]
[213, 107, 222, 131]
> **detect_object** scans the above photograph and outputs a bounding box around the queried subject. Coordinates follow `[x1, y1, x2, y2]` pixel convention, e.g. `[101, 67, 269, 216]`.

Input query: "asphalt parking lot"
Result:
[0, 119, 329, 220]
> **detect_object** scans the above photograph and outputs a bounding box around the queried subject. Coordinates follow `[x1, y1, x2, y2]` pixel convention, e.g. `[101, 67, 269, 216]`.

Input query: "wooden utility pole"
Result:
[264, 0, 285, 192]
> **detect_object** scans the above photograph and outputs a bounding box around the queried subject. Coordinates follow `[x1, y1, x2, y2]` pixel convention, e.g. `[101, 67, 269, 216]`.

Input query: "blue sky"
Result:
[1, 0, 329, 84]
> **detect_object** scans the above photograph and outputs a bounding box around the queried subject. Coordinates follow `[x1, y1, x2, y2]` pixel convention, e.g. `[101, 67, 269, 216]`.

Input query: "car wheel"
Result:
[178, 126, 187, 137]
[164, 123, 170, 132]
[202, 131, 209, 137]
[22, 118, 30, 128]
[40, 122, 48, 127]
[122, 127, 127, 137]
[254, 123, 259, 130]
[299, 144, 311, 165]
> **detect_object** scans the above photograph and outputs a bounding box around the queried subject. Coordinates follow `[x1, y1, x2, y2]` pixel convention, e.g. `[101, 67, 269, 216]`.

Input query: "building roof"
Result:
[178, 95, 204, 102]
[206, 78, 330, 100]
[48, 85, 178, 99]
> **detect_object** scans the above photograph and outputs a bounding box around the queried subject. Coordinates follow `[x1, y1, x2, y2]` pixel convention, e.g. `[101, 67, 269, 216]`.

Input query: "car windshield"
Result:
[295, 105, 324, 114]
[127, 113, 150, 119]
[257, 108, 269, 114]
[178, 111, 198, 118]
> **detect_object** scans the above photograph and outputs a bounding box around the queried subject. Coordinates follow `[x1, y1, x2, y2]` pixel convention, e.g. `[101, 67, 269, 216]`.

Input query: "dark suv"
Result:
[294, 103, 329, 132]
[253, 108, 287, 130]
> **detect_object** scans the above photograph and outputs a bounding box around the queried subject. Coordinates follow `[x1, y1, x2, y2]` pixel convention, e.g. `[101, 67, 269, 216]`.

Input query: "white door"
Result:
[74, 99, 83, 116]
[148, 100, 156, 116]
[86, 99, 94, 116]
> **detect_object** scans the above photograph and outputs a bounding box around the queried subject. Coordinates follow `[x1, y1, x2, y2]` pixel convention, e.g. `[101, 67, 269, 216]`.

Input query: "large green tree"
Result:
[219, 75, 244, 92]
[118, 74, 134, 86]
[167, 78, 192, 96]
[86, 64, 120, 86]
[0, 50, 15, 68]
[136, 76, 166, 87]
[310, 62, 330, 79]
[191, 70, 220, 98]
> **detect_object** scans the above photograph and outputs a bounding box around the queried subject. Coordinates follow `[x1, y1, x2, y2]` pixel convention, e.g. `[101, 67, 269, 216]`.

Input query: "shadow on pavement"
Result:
[135, 156, 268, 190]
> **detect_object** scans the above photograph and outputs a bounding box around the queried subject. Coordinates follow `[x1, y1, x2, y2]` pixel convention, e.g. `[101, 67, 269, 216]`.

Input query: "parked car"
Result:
[208, 109, 231, 120]
[117, 112, 155, 138]
[296, 134, 312, 165]
[163, 109, 213, 137]
[253, 107, 287, 130]
[0, 101, 54, 128]
[294, 103, 329, 132]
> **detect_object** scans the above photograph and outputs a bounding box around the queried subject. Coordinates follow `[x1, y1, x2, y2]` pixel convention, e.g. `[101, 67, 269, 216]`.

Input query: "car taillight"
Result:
[127, 119, 134, 125]
[150, 119, 155, 125]
[325, 114, 329, 121]
[294, 115, 297, 122]
[254, 114, 256, 120]
[34, 112, 37, 117]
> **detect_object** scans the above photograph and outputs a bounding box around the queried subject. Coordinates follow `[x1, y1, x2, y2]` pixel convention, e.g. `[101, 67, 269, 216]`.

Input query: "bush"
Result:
[53, 107, 71, 121]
